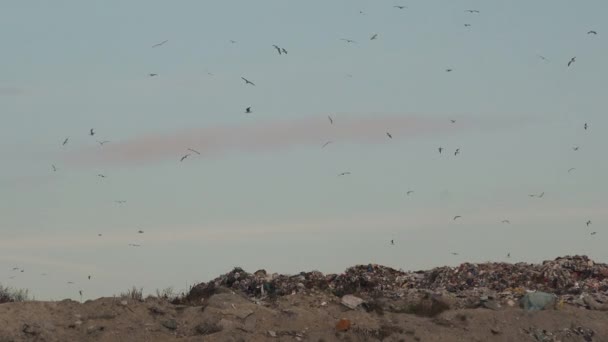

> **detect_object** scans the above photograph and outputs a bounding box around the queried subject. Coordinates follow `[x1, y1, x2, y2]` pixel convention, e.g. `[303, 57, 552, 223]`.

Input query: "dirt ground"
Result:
[1, 288, 607, 342]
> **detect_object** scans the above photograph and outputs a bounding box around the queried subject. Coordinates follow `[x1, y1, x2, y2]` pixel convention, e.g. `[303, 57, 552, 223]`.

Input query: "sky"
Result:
[1, 0, 607, 300]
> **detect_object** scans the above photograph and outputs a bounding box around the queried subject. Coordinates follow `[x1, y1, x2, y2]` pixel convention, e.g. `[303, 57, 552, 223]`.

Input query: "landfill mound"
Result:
[184, 255, 608, 308]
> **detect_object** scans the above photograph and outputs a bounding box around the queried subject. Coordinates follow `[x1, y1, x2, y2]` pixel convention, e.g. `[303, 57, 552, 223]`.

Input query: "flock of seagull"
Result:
[6, 4, 602, 290]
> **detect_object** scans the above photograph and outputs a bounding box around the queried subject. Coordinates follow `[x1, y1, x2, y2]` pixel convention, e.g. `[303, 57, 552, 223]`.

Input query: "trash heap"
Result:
[186, 255, 608, 308]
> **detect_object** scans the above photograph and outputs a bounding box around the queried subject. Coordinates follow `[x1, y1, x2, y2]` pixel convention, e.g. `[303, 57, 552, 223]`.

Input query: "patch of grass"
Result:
[120, 286, 144, 301]
[154, 287, 176, 301]
[0, 284, 30, 303]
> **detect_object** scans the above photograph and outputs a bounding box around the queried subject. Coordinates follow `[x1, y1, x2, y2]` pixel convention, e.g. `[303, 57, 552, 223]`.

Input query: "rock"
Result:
[335, 318, 351, 332]
[491, 328, 501, 335]
[22, 324, 40, 336]
[481, 300, 501, 310]
[195, 321, 222, 335]
[520, 292, 557, 311]
[119, 300, 128, 306]
[341, 294, 365, 310]
[267, 330, 277, 337]
[583, 295, 608, 311]
[86, 325, 105, 334]
[161, 319, 178, 330]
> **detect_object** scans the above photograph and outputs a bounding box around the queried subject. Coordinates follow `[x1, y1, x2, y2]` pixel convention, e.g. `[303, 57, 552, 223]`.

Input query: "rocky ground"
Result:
[1, 255, 608, 341]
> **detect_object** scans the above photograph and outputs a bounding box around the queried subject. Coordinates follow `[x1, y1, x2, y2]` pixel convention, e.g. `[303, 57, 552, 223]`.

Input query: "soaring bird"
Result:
[438, 147, 444, 154]
[386, 132, 393, 139]
[245, 106, 252, 114]
[322, 141, 333, 148]
[281, 48, 288, 54]
[97, 174, 106, 178]
[370, 33, 378, 40]
[453, 216, 462, 220]
[588, 30, 597, 35]
[464, 24, 471, 27]
[454, 148, 460, 156]
[241, 77, 256, 86]
[128, 243, 141, 247]
[451, 252, 459, 256]
[394, 5, 407, 9]
[151, 40, 168, 48]
[584, 123, 588, 130]
[180, 154, 191, 162]
[507, 253, 511, 258]
[138, 230, 144, 234]
[340, 38, 357, 44]
[568, 168, 576, 173]
[406, 190, 414, 196]
[89, 128, 95, 136]
[573, 146, 580, 151]
[591, 232, 597, 235]
[187, 148, 201, 155]
[338, 172, 351, 176]
[149, 73, 158, 77]
[62, 137, 69, 146]
[115, 200, 127, 204]
[567, 57, 576, 67]
[272, 45, 282, 55]
[97, 140, 110, 146]
[502, 220, 510, 224]
[465, 9, 480, 13]
[586, 220, 592, 227]
[445, 68, 453, 72]
[52, 165, 57, 172]
[529, 192, 545, 198]
[229, 40, 237, 44]
[538, 55, 549, 62]
[450, 119, 456, 123]
[88, 275, 91, 280]
[328, 115, 334, 124]
[390, 239, 395, 245]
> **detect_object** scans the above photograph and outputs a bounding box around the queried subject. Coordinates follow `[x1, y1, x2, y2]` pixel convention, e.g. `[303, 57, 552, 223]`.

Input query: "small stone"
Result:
[120, 300, 128, 306]
[86, 325, 105, 334]
[341, 294, 365, 310]
[268, 330, 277, 337]
[506, 300, 516, 307]
[335, 318, 351, 332]
[161, 319, 178, 330]
[491, 328, 501, 335]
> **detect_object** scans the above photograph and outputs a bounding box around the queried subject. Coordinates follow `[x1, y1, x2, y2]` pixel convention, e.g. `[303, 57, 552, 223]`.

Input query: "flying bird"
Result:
[281, 48, 288, 54]
[149, 73, 158, 77]
[245, 106, 252, 114]
[454, 148, 460, 156]
[445, 69, 453, 72]
[67, 281, 74, 284]
[390, 239, 395, 245]
[465, 9, 480, 13]
[438, 147, 443, 154]
[97, 140, 110, 146]
[386, 132, 393, 139]
[187, 148, 201, 155]
[591, 232, 597, 235]
[588, 30, 597, 35]
[52, 165, 57, 172]
[529, 192, 545, 198]
[586, 220, 592, 227]
[97, 174, 106, 178]
[272, 45, 282, 55]
[328, 115, 334, 124]
[322, 141, 333, 148]
[501, 220, 511, 224]
[567, 57, 576, 67]
[115, 200, 127, 204]
[338, 172, 351, 177]
[340, 38, 357, 44]
[62, 137, 69, 146]
[573, 146, 580, 151]
[394, 5, 407, 9]
[128, 243, 141, 247]
[98, 234, 102, 236]
[241, 77, 256, 86]
[89, 128, 95, 136]
[584, 123, 588, 130]
[464, 24, 471, 27]
[453, 216, 462, 220]
[370, 34, 378, 40]
[451, 252, 459, 256]
[406, 190, 414, 196]
[568, 168, 576, 173]
[138, 230, 144, 234]
[450, 119, 456, 123]
[538, 55, 549, 62]
[151, 40, 168, 48]
[229, 40, 237, 44]
[180, 154, 191, 162]
[88, 275, 91, 280]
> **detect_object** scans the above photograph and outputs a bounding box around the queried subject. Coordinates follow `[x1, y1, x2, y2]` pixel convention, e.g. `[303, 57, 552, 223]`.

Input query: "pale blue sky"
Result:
[1, 1, 607, 300]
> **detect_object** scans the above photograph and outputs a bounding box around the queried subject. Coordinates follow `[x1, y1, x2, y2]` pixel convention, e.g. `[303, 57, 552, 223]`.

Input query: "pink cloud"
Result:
[64, 115, 461, 166]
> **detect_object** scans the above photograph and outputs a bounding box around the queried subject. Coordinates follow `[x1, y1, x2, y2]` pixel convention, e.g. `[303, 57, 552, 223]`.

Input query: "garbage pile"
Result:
[185, 255, 608, 309]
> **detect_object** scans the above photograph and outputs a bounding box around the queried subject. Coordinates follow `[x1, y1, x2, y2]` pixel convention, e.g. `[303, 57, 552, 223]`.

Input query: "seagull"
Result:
[445, 69, 453, 72]
[281, 48, 288, 54]
[507, 253, 511, 258]
[394, 5, 407, 9]
[67, 281, 74, 284]
[88, 275, 91, 280]
[465, 9, 480, 13]
[588, 30, 597, 35]
[149, 73, 158, 77]
[187, 148, 201, 155]
[272, 45, 282, 55]
[438, 147, 443, 154]
[338, 172, 351, 177]
[97, 140, 110, 146]
[568, 168, 576, 173]
[62, 137, 69, 146]
[538, 55, 549, 62]
[586, 220, 592, 227]
[241, 77, 256, 86]
[97, 174, 106, 178]
[451, 252, 459, 256]
[151, 40, 168, 48]
[584, 123, 588, 130]
[115, 200, 127, 204]
[180, 154, 191, 162]
[390, 239, 395, 245]
[340, 38, 357, 44]
[450, 119, 456, 123]
[453, 216, 462, 220]
[98, 234, 102, 236]
[454, 148, 460, 156]
[370, 34, 378, 40]
[591, 232, 597, 235]
[502, 220, 511, 224]
[567, 57, 576, 67]
[128, 243, 141, 247]
[573, 146, 580, 151]
[464, 24, 471, 27]
[386, 132, 393, 139]
[138, 230, 144, 234]
[229, 40, 237, 44]
[529, 191, 545, 198]
[328, 115, 334, 125]
[406, 190, 414, 196]
[89, 128, 95, 136]
[245, 106, 252, 114]
[322, 141, 333, 148]
[52, 165, 57, 172]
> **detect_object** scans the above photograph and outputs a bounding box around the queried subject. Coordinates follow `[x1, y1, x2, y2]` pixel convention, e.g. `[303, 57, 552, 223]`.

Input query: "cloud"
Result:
[64, 115, 461, 166]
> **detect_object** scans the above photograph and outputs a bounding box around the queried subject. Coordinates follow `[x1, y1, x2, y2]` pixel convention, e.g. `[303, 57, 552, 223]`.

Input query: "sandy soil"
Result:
[1, 288, 607, 342]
